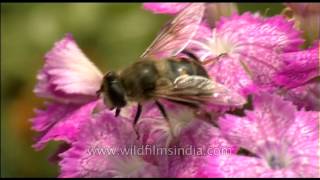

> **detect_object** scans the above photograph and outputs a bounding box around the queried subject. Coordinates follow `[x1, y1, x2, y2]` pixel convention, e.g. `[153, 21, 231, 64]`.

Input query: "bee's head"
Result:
[97, 71, 127, 110]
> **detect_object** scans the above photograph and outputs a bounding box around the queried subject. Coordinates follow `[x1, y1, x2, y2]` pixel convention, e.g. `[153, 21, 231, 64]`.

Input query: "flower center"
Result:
[258, 142, 292, 170]
[267, 154, 288, 170]
[207, 30, 235, 56]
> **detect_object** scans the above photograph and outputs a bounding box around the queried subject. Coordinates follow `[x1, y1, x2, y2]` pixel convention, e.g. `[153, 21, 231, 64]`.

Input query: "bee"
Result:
[97, 3, 246, 130]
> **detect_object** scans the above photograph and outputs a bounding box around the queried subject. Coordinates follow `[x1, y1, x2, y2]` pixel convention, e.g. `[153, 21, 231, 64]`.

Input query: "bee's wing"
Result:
[154, 75, 246, 107]
[140, 3, 205, 59]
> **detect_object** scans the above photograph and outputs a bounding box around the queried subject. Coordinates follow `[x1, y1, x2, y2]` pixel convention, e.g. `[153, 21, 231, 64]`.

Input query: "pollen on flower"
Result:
[207, 30, 236, 56]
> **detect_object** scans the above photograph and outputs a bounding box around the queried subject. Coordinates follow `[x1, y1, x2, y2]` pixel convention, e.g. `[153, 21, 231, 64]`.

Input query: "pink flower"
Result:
[190, 13, 303, 96]
[166, 120, 237, 177]
[275, 41, 319, 89]
[32, 100, 99, 150]
[216, 93, 319, 177]
[32, 34, 106, 150]
[59, 110, 160, 177]
[34, 33, 103, 104]
[281, 81, 320, 111]
[274, 41, 319, 111]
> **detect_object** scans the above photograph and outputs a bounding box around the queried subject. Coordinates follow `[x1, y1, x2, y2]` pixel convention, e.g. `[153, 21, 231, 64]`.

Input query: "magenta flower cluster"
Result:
[32, 3, 319, 177]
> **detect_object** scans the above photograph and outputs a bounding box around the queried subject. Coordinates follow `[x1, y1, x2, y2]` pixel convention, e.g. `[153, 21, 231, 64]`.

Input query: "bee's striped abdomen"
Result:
[167, 59, 209, 80]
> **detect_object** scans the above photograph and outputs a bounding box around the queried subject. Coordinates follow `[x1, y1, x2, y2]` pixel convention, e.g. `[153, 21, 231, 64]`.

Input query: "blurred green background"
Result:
[1, 3, 284, 177]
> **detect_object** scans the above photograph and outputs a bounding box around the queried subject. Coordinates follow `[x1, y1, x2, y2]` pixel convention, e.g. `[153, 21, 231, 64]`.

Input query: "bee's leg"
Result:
[133, 104, 142, 140]
[155, 100, 168, 120]
[155, 100, 177, 146]
[133, 104, 142, 125]
[181, 49, 226, 66]
[201, 53, 227, 66]
[115, 108, 121, 117]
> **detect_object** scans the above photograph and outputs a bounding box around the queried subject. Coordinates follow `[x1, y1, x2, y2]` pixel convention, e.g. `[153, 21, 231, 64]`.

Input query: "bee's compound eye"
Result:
[101, 91, 115, 109]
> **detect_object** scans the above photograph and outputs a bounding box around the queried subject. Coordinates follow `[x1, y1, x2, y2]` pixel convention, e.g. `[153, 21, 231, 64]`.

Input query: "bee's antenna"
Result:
[133, 104, 142, 125]
[202, 53, 227, 66]
[155, 100, 169, 121]
[133, 104, 143, 140]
